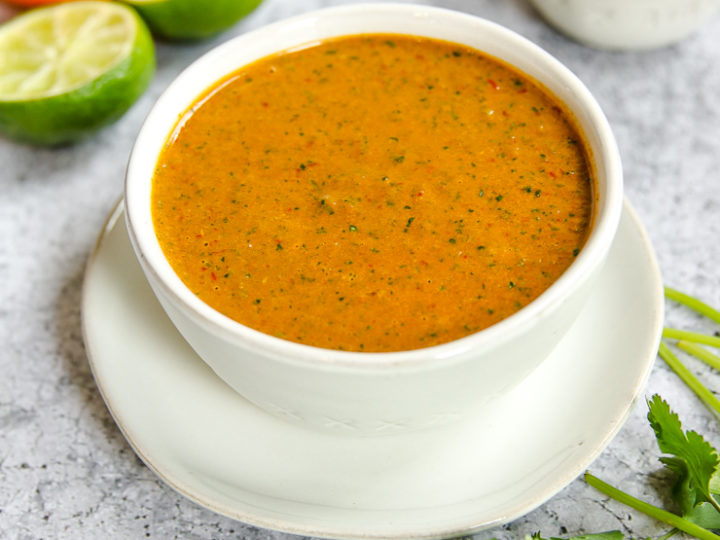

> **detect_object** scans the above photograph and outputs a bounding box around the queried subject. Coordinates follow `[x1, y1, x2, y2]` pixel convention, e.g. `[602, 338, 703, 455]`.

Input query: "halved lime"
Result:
[124, 0, 263, 40]
[0, 1, 154, 145]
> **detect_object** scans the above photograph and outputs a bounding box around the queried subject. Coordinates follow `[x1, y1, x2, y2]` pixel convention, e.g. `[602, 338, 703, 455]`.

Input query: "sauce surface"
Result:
[152, 34, 593, 352]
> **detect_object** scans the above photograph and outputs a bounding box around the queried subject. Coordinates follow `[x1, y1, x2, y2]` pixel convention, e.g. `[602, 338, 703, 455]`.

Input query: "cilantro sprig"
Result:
[647, 395, 720, 516]
[583, 287, 720, 539]
[524, 287, 720, 539]
[585, 394, 720, 540]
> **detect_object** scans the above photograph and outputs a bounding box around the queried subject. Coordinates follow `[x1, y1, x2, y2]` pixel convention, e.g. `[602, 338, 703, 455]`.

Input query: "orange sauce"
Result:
[152, 34, 593, 352]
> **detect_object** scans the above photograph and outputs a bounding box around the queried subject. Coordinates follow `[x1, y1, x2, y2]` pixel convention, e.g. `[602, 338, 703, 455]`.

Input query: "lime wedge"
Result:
[0, 1, 154, 145]
[124, 0, 263, 40]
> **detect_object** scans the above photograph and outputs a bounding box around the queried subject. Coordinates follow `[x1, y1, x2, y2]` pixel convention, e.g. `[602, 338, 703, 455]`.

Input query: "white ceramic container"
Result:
[124, 3, 623, 435]
[530, 0, 720, 50]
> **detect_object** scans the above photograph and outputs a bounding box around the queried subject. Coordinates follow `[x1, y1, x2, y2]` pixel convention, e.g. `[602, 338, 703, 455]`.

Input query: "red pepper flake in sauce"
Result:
[152, 34, 594, 353]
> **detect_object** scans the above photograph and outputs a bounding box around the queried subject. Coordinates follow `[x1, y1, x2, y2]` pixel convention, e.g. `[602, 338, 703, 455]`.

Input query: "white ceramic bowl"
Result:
[124, 3, 623, 435]
[530, 0, 720, 50]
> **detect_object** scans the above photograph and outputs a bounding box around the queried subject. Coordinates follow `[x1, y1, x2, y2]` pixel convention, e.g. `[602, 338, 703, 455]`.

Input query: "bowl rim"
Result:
[124, 2, 623, 370]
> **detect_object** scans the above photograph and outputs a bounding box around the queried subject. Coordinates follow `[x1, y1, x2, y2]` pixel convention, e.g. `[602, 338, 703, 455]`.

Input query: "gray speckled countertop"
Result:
[2, 1, 720, 538]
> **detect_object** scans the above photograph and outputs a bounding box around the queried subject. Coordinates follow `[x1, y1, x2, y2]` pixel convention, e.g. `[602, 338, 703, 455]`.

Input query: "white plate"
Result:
[82, 199, 663, 540]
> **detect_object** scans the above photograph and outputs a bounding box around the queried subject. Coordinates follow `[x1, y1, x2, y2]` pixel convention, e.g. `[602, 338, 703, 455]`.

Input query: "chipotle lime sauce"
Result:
[152, 34, 594, 352]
